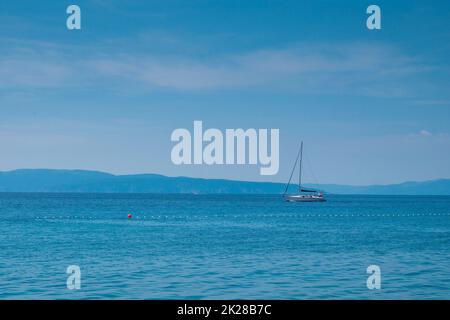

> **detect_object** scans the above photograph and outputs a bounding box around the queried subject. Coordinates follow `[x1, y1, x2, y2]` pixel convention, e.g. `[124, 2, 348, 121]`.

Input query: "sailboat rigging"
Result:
[283, 141, 326, 202]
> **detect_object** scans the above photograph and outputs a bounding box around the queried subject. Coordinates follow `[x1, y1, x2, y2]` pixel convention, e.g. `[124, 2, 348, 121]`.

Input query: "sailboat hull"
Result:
[284, 195, 326, 202]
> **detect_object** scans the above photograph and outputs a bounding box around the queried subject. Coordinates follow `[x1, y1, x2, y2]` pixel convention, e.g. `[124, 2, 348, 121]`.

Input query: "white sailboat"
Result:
[283, 141, 326, 202]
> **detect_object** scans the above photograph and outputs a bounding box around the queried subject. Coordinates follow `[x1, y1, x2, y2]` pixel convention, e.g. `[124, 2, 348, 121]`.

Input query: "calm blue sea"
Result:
[0, 193, 449, 299]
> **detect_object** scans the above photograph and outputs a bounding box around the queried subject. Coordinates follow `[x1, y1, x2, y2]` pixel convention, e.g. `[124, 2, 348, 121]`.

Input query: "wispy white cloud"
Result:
[0, 58, 72, 88]
[419, 129, 432, 136]
[410, 99, 450, 106]
[408, 129, 450, 138]
[0, 38, 437, 97]
[86, 42, 432, 96]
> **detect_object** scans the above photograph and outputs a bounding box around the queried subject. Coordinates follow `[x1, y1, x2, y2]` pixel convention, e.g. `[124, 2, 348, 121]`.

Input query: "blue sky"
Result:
[1, 0, 450, 185]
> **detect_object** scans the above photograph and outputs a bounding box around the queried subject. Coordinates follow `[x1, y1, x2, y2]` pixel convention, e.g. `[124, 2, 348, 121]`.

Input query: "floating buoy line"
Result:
[31, 212, 450, 221]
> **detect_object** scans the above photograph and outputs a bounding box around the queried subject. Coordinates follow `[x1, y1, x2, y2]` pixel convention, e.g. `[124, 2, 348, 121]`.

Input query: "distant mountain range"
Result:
[1, 169, 450, 195]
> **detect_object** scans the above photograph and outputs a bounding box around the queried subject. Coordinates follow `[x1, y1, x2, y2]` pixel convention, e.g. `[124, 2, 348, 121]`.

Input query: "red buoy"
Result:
[127, 213, 132, 219]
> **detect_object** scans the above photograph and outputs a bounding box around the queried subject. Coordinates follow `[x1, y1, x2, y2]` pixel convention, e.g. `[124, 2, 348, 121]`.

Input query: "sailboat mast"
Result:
[283, 141, 302, 196]
[299, 141, 303, 192]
